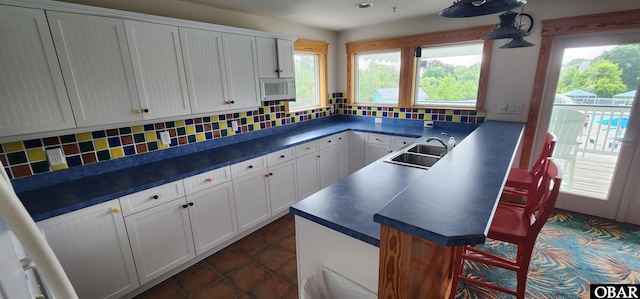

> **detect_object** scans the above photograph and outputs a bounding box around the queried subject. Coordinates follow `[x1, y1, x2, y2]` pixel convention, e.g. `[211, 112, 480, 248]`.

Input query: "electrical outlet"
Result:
[424, 120, 434, 127]
[375, 117, 382, 124]
[508, 103, 523, 114]
[498, 103, 508, 114]
[159, 131, 171, 145]
[231, 120, 239, 132]
[46, 148, 66, 166]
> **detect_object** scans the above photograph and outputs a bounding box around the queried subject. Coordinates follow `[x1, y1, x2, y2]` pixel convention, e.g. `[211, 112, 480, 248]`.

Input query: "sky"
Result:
[562, 45, 617, 64]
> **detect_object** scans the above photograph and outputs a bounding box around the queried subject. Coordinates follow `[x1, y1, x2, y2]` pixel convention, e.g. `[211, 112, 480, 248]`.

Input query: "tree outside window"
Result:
[355, 51, 401, 104]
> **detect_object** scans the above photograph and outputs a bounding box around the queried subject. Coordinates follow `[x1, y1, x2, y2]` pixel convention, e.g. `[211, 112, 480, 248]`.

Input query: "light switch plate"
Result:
[159, 131, 171, 145]
[46, 148, 65, 166]
[424, 120, 434, 127]
[498, 103, 508, 114]
[231, 120, 239, 132]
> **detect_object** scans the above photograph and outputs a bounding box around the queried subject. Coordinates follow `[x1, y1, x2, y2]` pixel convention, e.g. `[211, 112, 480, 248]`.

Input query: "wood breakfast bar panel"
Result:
[378, 225, 454, 299]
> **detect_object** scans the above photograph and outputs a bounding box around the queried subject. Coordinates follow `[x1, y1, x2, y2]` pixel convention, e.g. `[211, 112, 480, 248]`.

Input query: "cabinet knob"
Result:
[306, 147, 311, 150]
[143, 108, 149, 113]
[387, 150, 392, 153]
[205, 178, 213, 182]
[317, 155, 321, 158]
[112, 207, 121, 213]
[182, 202, 194, 208]
[135, 109, 141, 114]
[328, 140, 332, 143]
[376, 138, 381, 142]
[280, 155, 285, 158]
[152, 195, 159, 200]
[230, 101, 235, 104]
[247, 165, 253, 169]
[265, 173, 270, 177]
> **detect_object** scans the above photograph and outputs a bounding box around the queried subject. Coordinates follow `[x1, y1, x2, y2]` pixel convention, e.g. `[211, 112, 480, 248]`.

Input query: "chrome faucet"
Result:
[425, 137, 449, 156]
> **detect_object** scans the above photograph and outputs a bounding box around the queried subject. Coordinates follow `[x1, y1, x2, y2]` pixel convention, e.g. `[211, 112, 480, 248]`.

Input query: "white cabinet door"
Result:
[256, 38, 295, 78]
[256, 37, 279, 78]
[337, 132, 351, 179]
[179, 27, 228, 114]
[232, 172, 270, 232]
[221, 33, 260, 110]
[124, 20, 191, 120]
[276, 39, 295, 78]
[125, 198, 195, 285]
[38, 200, 139, 299]
[0, 6, 75, 136]
[364, 143, 391, 166]
[296, 152, 320, 200]
[349, 131, 365, 173]
[268, 159, 298, 215]
[319, 144, 340, 189]
[47, 11, 141, 127]
[187, 181, 237, 255]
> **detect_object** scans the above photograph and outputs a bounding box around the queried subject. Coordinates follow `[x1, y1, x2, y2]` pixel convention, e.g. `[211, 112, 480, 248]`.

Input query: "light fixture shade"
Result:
[439, 0, 527, 18]
[481, 11, 531, 40]
[500, 37, 535, 48]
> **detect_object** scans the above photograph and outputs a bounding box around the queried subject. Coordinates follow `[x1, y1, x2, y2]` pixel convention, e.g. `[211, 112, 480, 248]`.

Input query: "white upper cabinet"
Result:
[47, 11, 142, 127]
[256, 37, 295, 78]
[180, 27, 229, 113]
[0, 6, 75, 137]
[124, 20, 191, 120]
[221, 33, 261, 110]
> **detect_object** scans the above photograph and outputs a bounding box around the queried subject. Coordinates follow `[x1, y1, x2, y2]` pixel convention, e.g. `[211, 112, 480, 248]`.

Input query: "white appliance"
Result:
[260, 78, 296, 101]
[0, 163, 77, 299]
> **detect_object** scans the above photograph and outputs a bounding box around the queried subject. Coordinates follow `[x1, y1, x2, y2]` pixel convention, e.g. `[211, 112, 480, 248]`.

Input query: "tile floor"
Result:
[134, 213, 298, 299]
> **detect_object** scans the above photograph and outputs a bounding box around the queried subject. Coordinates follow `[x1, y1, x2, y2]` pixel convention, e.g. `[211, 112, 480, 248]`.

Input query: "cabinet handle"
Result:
[225, 100, 235, 105]
[112, 207, 121, 213]
[182, 202, 194, 208]
[317, 155, 321, 158]
[328, 140, 332, 143]
[230, 101, 235, 104]
[205, 178, 213, 182]
[269, 172, 273, 176]
[339, 138, 342, 140]
[375, 138, 381, 142]
[386, 150, 392, 153]
[280, 155, 285, 158]
[277, 69, 283, 73]
[247, 165, 253, 169]
[135, 109, 142, 114]
[264, 173, 270, 177]
[152, 195, 159, 200]
[306, 146, 311, 150]
[143, 108, 149, 113]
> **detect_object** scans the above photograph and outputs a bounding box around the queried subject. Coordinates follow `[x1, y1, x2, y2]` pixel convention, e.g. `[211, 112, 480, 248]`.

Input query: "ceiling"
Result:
[180, 0, 453, 31]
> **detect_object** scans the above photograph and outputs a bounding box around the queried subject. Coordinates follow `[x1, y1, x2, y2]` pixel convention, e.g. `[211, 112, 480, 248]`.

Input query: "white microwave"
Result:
[260, 78, 296, 101]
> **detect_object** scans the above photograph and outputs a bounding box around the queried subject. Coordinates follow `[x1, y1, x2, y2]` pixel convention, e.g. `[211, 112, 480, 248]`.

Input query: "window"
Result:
[346, 26, 493, 110]
[355, 51, 401, 104]
[416, 42, 483, 108]
[289, 39, 328, 112]
[290, 53, 319, 110]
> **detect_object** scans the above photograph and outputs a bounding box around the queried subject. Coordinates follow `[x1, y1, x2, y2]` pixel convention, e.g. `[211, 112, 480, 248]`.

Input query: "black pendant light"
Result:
[439, 0, 527, 18]
[500, 36, 535, 48]
[481, 11, 530, 40]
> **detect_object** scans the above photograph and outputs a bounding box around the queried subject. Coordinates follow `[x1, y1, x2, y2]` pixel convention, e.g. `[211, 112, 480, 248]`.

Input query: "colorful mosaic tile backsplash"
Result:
[1, 94, 484, 179]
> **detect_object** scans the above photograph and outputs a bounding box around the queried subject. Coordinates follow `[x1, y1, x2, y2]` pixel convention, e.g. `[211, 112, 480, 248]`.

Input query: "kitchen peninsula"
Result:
[290, 120, 525, 298]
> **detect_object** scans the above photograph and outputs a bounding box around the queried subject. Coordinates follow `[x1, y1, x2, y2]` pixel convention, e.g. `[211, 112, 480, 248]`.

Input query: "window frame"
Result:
[287, 39, 329, 113]
[346, 26, 494, 111]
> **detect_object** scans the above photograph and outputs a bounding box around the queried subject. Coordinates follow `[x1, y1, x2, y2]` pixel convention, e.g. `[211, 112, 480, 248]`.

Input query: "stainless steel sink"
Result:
[383, 143, 445, 169]
[406, 144, 447, 157]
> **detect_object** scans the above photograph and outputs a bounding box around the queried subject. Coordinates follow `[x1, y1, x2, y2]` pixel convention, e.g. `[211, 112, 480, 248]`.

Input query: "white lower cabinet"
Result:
[232, 171, 271, 233]
[125, 198, 196, 285]
[319, 144, 340, 189]
[296, 146, 321, 200]
[349, 131, 365, 173]
[37, 199, 139, 299]
[187, 181, 237, 256]
[267, 159, 298, 215]
[337, 132, 351, 179]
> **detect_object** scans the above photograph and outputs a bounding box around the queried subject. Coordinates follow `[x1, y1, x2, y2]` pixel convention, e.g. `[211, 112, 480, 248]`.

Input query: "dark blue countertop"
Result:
[16, 116, 476, 222]
[290, 120, 524, 247]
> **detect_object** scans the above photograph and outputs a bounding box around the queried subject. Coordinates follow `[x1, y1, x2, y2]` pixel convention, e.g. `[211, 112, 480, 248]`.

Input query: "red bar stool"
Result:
[449, 158, 563, 299]
[502, 132, 556, 209]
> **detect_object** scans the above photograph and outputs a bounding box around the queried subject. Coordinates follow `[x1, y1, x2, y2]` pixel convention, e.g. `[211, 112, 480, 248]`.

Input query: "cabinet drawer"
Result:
[295, 141, 318, 157]
[119, 181, 185, 216]
[231, 156, 267, 178]
[267, 147, 295, 166]
[317, 135, 338, 149]
[365, 133, 390, 144]
[391, 136, 418, 148]
[183, 166, 231, 195]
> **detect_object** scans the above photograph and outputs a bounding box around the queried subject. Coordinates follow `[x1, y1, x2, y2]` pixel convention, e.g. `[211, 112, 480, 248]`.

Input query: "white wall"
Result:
[57, 0, 341, 94]
[338, 0, 640, 121]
